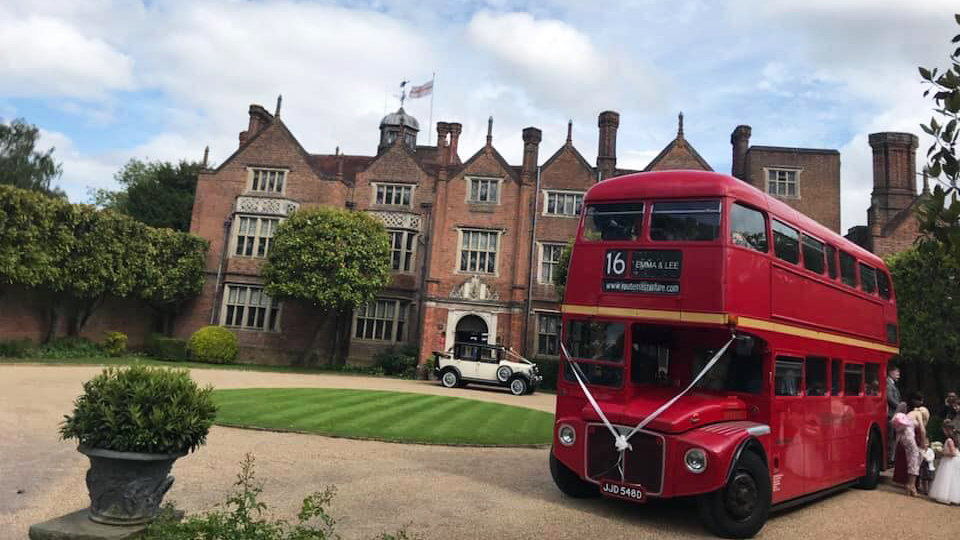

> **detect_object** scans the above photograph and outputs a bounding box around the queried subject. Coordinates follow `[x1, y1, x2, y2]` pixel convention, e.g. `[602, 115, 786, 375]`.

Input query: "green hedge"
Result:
[532, 357, 561, 391]
[0, 338, 36, 358]
[145, 335, 189, 362]
[39, 337, 106, 358]
[372, 345, 419, 377]
[188, 326, 238, 364]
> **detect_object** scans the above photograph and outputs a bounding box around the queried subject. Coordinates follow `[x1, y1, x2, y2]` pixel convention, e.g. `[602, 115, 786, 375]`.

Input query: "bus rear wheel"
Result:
[857, 434, 881, 490]
[697, 451, 771, 539]
[549, 451, 599, 498]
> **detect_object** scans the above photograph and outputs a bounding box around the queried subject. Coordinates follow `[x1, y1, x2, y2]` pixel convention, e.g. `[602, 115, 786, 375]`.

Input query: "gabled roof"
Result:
[306, 154, 374, 186]
[541, 142, 595, 176]
[643, 114, 713, 172]
[455, 144, 520, 183]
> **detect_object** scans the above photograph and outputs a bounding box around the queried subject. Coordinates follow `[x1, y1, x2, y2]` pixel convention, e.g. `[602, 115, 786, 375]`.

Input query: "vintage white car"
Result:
[433, 342, 542, 396]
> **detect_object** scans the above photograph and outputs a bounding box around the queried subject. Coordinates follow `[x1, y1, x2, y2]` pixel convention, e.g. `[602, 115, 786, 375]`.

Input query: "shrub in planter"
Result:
[144, 335, 189, 362]
[59, 365, 217, 524]
[187, 326, 238, 364]
[0, 338, 35, 358]
[103, 331, 128, 357]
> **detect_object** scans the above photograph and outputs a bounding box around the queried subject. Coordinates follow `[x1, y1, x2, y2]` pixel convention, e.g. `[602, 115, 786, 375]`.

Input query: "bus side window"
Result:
[831, 359, 841, 396]
[772, 220, 800, 264]
[859, 263, 877, 295]
[839, 251, 857, 287]
[825, 244, 838, 279]
[865, 363, 880, 396]
[729, 202, 768, 252]
[877, 271, 892, 300]
[774, 356, 803, 396]
[805, 356, 828, 396]
[844, 363, 863, 396]
[801, 234, 825, 275]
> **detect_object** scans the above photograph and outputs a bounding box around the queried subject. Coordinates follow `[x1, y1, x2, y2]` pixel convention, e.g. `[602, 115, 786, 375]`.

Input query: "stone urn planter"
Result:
[79, 446, 186, 525]
[59, 365, 217, 527]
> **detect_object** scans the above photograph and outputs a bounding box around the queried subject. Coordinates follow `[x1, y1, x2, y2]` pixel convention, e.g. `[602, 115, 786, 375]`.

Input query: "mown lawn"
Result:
[212, 388, 554, 446]
[0, 356, 374, 377]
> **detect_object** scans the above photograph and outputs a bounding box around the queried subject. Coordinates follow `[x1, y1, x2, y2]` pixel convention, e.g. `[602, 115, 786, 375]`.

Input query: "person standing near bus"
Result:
[887, 366, 902, 466]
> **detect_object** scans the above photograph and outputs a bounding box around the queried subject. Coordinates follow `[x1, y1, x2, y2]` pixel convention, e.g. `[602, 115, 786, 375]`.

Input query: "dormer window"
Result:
[249, 168, 287, 194]
[374, 183, 413, 207]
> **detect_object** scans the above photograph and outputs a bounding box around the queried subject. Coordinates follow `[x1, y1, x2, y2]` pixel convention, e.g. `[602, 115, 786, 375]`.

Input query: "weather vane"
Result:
[397, 80, 409, 108]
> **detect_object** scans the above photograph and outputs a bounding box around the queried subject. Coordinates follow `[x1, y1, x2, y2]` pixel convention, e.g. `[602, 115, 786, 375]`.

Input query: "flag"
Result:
[408, 79, 433, 99]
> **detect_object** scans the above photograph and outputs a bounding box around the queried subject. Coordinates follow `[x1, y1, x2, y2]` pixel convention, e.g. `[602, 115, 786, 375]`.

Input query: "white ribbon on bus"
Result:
[560, 334, 736, 453]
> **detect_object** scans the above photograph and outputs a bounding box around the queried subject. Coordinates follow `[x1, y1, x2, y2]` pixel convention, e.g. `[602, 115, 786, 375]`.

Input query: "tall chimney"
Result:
[448, 123, 462, 164]
[731, 125, 752, 181]
[239, 104, 273, 147]
[868, 132, 919, 226]
[597, 110, 619, 181]
[521, 127, 542, 179]
[436, 122, 450, 165]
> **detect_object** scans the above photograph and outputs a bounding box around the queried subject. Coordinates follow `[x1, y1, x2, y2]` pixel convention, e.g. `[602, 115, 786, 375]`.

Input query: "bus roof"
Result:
[584, 170, 886, 269]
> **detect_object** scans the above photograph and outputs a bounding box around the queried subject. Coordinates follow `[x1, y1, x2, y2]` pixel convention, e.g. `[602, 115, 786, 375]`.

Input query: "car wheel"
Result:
[549, 450, 599, 498]
[857, 433, 881, 490]
[508, 377, 528, 396]
[696, 451, 771, 539]
[496, 365, 513, 383]
[440, 369, 460, 389]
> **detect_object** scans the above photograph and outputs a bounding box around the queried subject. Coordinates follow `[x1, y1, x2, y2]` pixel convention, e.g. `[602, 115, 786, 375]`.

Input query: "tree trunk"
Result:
[297, 310, 329, 366]
[333, 307, 351, 367]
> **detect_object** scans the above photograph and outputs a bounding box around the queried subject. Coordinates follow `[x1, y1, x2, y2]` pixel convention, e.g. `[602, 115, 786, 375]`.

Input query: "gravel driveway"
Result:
[0, 365, 952, 540]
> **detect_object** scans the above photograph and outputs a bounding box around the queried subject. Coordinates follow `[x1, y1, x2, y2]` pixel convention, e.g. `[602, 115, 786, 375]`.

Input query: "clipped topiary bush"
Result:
[59, 364, 217, 454]
[145, 334, 189, 362]
[0, 338, 35, 358]
[103, 331, 128, 357]
[188, 326, 238, 364]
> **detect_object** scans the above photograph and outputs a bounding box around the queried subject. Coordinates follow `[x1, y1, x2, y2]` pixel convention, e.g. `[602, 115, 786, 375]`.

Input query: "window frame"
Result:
[649, 199, 723, 242]
[466, 176, 502, 205]
[825, 244, 838, 280]
[562, 318, 626, 389]
[543, 190, 585, 217]
[774, 355, 804, 397]
[859, 262, 878, 295]
[765, 167, 801, 199]
[457, 228, 501, 275]
[839, 250, 858, 288]
[536, 313, 561, 357]
[232, 215, 281, 259]
[352, 298, 408, 343]
[844, 362, 864, 397]
[372, 182, 414, 208]
[772, 219, 801, 265]
[538, 242, 565, 285]
[801, 233, 826, 275]
[387, 229, 417, 273]
[221, 284, 282, 332]
[728, 201, 769, 253]
[247, 167, 288, 194]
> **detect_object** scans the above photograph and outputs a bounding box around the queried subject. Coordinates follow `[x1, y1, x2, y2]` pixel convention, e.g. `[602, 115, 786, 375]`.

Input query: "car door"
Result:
[474, 346, 501, 382]
[454, 343, 481, 379]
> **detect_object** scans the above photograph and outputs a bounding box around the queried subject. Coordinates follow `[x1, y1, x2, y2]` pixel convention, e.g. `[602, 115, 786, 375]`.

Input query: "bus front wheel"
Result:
[856, 434, 881, 490]
[697, 451, 771, 539]
[549, 451, 599, 498]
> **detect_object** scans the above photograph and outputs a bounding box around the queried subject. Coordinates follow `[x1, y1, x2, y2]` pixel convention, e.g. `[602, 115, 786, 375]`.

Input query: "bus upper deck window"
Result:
[839, 251, 857, 287]
[650, 200, 721, 241]
[877, 271, 892, 300]
[825, 244, 838, 279]
[859, 263, 877, 294]
[583, 203, 644, 241]
[801, 234, 825, 274]
[772, 220, 800, 264]
[729, 203, 767, 252]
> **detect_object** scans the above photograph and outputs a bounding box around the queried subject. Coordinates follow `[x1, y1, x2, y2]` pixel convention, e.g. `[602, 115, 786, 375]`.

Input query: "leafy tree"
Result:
[553, 241, 573, 297]
[0, 118, 65, 197]
[140, 228, 208, 335]
[916, 14, 960, 256]
[93, 159, 202, 232]
[887, 243, 960, 403]
[263, 207, 391, 365]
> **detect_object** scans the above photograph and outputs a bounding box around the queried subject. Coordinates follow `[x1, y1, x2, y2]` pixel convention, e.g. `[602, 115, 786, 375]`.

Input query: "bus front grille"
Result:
[585, 424, 664, 494]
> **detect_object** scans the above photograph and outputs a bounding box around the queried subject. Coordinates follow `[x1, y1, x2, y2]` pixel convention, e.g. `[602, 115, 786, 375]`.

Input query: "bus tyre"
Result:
[549, 451, 599, 498]
[496, 366, 513, 383]
[508, 376, 528, 396]
[857, 434, 881, 490]
[697, 451, 771, 539]
[440, 369, 460, 389]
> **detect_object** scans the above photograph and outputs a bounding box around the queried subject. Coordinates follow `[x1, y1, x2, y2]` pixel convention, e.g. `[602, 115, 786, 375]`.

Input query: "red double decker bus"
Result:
[549, 171, 898, 538]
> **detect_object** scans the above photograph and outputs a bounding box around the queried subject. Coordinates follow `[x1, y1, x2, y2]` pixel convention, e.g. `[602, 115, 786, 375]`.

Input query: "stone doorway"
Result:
[455, 314, 488, 344]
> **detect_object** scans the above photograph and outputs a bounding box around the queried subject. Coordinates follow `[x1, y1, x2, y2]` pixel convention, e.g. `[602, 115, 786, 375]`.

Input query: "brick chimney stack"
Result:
[731, 125, 752, 181]
[521, 127, 542, 180]
[868, 132, 919, 226]
[436, 122, 450, 164]
[448, 123, 462, 164]
[597, 110, 619, 181]
[238, 104, 274, 147]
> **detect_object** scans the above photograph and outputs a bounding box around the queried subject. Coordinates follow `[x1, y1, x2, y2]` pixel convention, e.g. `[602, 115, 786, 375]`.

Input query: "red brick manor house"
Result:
[173, 99, 920, 366]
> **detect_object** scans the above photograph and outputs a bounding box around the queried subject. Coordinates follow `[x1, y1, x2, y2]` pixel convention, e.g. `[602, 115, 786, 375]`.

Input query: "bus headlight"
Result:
[684, 448, 707, 474]
[558, 424, 576, 446]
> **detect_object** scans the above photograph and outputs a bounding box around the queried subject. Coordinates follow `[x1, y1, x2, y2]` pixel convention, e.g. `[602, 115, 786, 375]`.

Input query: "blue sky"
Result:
[0, 0, 954, 231]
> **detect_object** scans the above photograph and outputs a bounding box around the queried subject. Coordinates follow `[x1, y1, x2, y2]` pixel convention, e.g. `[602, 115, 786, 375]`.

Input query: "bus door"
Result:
[803, 356, 832, 492]
[771, 355, 806, 501]
[838, 362, 865, 480]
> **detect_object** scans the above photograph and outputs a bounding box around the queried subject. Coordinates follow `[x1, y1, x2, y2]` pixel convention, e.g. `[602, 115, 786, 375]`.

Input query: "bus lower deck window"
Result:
[774, 357, 803, 396]
[772, 220, 800, 264]
[583, 203, 644, 241]
[844, 364, 863, 396]
[650, 200, 721, 241]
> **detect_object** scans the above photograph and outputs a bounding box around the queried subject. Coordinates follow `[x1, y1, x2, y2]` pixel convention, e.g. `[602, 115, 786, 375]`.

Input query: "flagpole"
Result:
[428, 72, 435, 146]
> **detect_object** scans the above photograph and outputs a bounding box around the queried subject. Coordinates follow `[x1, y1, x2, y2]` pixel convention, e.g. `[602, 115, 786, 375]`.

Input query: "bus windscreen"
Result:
[583, 203, 644, 241]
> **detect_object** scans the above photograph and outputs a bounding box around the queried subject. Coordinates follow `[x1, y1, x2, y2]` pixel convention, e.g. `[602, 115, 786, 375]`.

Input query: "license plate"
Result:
[600, 481, 646, 503]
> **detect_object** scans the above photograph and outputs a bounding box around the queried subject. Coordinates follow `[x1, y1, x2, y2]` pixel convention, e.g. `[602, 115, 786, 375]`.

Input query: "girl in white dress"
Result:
[928, 419, 960, 505]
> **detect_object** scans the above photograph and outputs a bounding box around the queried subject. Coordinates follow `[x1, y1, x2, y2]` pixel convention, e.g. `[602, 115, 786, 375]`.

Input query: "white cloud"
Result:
[0, 14, 135, 98]
[38, 129, 123, 200]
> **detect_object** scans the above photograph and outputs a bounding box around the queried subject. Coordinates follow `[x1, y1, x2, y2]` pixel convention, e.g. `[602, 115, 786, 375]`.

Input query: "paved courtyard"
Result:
[0, 365, 954, 539]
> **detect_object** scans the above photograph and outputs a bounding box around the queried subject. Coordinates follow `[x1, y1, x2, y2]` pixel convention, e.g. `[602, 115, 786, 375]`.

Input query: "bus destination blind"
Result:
[602, 249, 681, 294]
